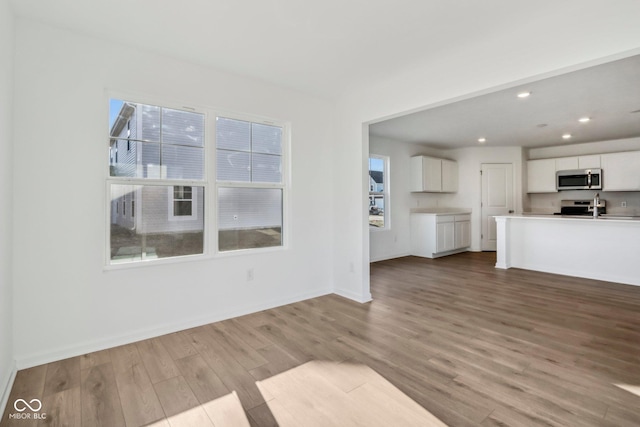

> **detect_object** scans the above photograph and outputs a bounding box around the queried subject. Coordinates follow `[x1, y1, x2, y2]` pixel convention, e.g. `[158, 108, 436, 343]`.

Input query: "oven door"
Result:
[556, 169, 602, 190]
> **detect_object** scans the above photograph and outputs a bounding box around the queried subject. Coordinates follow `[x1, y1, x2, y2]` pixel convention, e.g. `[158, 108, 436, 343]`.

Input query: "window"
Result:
[108, 99, 205, 264]
[169, 185, 197, 220]
[107, 97, 288, 265]
[216, 116, 284, 252]
[369, 155, 389, 229]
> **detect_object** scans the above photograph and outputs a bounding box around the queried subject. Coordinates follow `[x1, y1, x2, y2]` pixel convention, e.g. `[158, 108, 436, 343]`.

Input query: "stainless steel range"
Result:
[556, 199, 606, 216]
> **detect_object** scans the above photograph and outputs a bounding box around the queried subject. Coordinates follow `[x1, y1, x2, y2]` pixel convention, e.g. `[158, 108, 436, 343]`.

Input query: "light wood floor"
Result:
[2, 252, 640, 426]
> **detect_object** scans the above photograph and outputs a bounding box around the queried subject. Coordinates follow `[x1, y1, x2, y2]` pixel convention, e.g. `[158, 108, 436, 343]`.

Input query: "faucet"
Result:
[593, 192, 600, 218]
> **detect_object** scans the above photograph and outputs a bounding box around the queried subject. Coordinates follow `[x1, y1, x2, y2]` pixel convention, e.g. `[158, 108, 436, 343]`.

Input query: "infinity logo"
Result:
[14, 398, 42, 412]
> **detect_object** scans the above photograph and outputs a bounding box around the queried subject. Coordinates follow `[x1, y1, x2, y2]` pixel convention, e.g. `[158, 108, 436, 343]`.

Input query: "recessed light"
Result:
[517, 91, 531, 98]
[562, 134, 572, 140]
[578, 117, 591, 123]
[478, 138, 486, 143]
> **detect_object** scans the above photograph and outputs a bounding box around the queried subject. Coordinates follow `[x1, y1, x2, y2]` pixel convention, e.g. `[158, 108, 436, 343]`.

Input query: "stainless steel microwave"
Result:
[556, 168, 602, 190]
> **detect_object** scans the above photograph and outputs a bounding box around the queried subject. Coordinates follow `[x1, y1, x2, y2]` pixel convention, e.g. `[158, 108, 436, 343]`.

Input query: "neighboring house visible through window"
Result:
[369, 155, 389, 229]
[108, 98, 205, 264]
[107, 97, 288, 265]
[216, 116, 285, 252]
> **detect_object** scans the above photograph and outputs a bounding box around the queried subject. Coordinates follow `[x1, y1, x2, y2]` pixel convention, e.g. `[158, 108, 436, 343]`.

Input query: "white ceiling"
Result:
[9, 0, 640, 150]
[10, 0, 634, 101]
[369, 54, 640, 149]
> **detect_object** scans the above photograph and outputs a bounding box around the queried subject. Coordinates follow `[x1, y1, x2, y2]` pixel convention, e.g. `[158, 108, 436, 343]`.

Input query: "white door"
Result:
[481, 163, 514, 251]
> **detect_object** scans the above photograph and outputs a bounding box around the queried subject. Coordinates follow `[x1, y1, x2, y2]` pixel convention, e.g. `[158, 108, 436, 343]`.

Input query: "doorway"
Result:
[481, 163, 514, 251]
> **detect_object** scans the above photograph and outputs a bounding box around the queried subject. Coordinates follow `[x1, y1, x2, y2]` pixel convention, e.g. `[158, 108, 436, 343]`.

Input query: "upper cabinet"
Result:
[601, 151, 640, 191]
[527, 158, 557, 193]
[410, 156, 458, 192]
[554, 155, 601, 171]
[527, 150, 640, 193]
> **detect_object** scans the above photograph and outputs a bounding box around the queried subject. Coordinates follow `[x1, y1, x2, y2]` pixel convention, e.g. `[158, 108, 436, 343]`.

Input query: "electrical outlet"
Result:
[621, 201, 627, 208]
[247, 268, 254, 281]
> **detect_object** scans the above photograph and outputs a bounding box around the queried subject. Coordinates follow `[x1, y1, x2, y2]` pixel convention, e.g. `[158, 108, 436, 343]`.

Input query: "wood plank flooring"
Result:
[2, 252, 640, 426]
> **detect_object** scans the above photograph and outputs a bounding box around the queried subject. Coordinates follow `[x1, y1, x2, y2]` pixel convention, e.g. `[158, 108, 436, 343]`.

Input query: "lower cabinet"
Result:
[411, 213, 471, 258]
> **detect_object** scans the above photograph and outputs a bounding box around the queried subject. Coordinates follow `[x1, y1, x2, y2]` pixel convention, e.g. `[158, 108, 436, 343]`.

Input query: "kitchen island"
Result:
[495, 215, 640, 287]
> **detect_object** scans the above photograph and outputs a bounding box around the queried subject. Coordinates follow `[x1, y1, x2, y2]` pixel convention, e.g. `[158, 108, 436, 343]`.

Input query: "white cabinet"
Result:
[436, 217, 455, 252]
[555, 157, 578, 171]
[578, 155, 601, 169]
[527, 159, 557, 193]
[601, 151, 640, 191]
[455, 216, 472, 248]
[411, 213, 471, 258]
[410, 156, 458, 193]
[441, 159, 459, 193]
[554, 155, 601, 170]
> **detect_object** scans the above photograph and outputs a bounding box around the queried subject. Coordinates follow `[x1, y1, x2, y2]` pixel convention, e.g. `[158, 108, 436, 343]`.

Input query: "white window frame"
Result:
[368, 154, 390, 231]
[105, 92, 290, 268]
[214, 112, 289, 255]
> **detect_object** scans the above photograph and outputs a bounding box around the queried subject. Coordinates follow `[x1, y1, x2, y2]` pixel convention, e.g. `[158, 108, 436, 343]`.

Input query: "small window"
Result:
[369, 155, 389, 229]
[172, 186, 193, 217]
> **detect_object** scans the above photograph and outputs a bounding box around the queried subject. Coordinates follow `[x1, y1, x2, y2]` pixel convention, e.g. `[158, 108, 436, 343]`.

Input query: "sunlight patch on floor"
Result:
[614, 383, 640, 398]
[256, 360, 448, 427]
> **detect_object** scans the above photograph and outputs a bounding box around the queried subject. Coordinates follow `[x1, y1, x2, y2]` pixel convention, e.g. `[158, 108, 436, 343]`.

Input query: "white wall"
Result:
[0, 0, 15, 413]
[12, 19, 335, 367]
[333, 1, 640, 301]
[527, 137, 640, 215]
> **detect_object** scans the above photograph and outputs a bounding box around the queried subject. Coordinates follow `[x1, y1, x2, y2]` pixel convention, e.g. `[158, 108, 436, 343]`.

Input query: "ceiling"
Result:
[9, 1, 640, 150]
[10, 0, 639, 102]
[370, 54, 640, 149]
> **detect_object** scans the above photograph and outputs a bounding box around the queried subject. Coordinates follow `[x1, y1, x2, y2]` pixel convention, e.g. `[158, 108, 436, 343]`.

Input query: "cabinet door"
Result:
[555, 157, 579, 171]
[601, 151, 640, 191]
[423, 157, 443, 192]
[441, 159, 458, 193]
[578, 155, 601, 169]
[436, 220, 455, 252]
[527, 159, 557, 193]
[455, 221, 471, 249]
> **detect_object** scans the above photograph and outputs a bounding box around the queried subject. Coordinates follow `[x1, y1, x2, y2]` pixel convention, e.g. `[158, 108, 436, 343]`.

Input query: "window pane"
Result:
[110, 184, 204, 264]
[162, 108, 204, 147]
[140, 104, 161, 142]
[218, 187, 282, 251]
[216, 149, 251, 182]
[110, 140, 162, 178]
[252, 153, 282, 183]
[252, 123, 282, 155]
[369, 157, 384, 193]
[369, 196, 384, 228]
[216, 117, 251, 152]
[162, 144, 204, 180]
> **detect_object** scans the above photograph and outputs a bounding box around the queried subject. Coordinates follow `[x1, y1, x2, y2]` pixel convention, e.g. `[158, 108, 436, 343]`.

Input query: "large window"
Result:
[369, 155, 389, 229]
[216, 117, 284, 252]
[108, 99, 205, 264]
[107, 98, 287, 265]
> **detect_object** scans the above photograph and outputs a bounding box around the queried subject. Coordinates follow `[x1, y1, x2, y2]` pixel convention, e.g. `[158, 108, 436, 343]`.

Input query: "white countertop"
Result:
[497, 214, 640, 223]
[411, 208, 471, 215]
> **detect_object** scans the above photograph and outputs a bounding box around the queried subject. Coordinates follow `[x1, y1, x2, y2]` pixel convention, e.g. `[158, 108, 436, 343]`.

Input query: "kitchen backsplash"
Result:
[528, 191, 640, 215]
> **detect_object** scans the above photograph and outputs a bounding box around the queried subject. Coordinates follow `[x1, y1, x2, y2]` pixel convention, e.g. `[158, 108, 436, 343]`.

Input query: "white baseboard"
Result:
[16, 288, 333, 370]
[333, 287, 372, 303]
[0, 360, 17, 419]
[369, 252, 411, 263]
